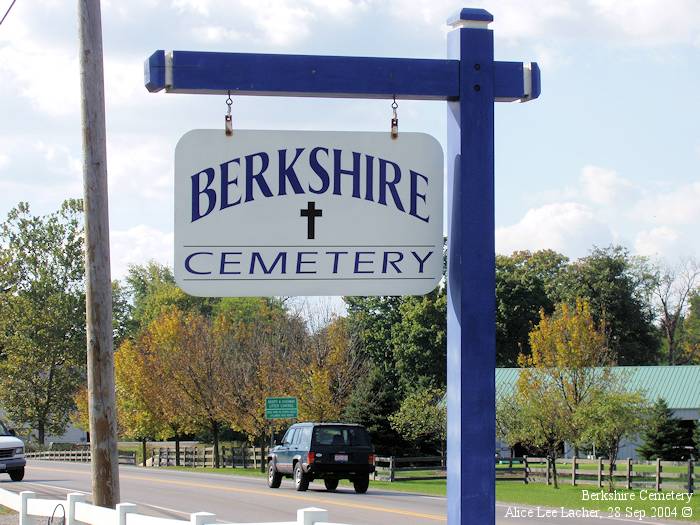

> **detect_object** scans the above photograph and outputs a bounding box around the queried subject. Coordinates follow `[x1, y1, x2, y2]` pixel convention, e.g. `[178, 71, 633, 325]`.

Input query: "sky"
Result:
[1, 0, 699, 286]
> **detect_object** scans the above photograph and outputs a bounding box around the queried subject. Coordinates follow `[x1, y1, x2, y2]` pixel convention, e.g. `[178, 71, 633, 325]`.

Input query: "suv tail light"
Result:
[368, 454, 375, 465]
[307, 452, 316, 464]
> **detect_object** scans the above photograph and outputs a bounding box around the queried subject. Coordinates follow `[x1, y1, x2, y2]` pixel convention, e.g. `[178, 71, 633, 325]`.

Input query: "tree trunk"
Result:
[141, 438, 147, 467]
[608, 445, 619, 492]
[38, 420, 45, 445]
[212, 421, 220, 468]
[551, 454, 559, 489]
[175, 434, 181, 467]
[259, 434, 266, 473]
[608, 460, 616, 491]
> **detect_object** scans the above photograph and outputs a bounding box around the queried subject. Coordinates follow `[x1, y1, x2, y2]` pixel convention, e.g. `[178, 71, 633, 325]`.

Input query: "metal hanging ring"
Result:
[226, 90, 233, 112]
[391, 95, 398, 110]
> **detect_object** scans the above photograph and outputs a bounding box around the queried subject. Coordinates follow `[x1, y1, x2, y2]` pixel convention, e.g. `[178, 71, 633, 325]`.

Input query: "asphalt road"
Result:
[0, 461, 685, 525]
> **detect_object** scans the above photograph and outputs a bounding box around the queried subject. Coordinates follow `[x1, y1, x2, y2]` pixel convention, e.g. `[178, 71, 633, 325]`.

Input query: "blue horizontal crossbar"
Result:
[144, 50, 539, 102]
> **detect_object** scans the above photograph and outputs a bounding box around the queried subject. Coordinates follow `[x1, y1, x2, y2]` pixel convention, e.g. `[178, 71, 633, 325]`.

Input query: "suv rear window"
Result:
[312, 426, 371, 447]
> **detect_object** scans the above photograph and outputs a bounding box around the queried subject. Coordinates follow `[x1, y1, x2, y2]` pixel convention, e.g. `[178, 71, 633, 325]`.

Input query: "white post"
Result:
[297, 507, 328, 525]
[190, 511, 217, 525]
[117, 503, 137, 525]
[19, 491, 35, 525]
[67, 493, 87, 525]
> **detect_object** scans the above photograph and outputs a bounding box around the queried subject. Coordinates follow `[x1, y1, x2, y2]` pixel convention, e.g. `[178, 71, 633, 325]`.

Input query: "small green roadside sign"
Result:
[265, 397, 298, 419]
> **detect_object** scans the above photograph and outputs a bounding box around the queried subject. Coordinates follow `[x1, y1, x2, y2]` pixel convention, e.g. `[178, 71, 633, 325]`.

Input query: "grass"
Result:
[496, 483, 700, 522]
[0, 505, 14, 515]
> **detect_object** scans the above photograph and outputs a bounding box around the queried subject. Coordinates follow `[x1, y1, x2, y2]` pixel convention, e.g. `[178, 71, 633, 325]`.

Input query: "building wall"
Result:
[0, 409, 88, 445]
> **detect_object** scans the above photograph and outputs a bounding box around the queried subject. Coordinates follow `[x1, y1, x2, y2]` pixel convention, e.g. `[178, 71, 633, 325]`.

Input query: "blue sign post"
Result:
[145, 8, 540, 524]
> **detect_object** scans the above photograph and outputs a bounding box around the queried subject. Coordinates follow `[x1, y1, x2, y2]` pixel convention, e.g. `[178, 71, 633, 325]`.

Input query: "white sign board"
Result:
[175, 130, 443, 296]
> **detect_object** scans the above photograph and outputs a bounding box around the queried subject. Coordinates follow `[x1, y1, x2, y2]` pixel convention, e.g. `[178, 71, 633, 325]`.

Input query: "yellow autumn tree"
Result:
[72, 386, 90, 432]
[516, 298, 614, 486]
[219, 302, 305, 469]
[114, 338, 172, 465]
[146, 308, 230, 468]
[295, 316, 362, 421]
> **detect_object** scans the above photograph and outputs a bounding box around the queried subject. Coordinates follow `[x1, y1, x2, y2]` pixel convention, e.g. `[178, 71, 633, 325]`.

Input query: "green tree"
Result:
[496, 393, 526, 458]
[496, 250, 568, 365]
[392, 289, 446, 391]
[679, 291, 700, 364]
[637, 398, 693, 460]
[389, 387, 446, 456]
[125, 261, 218, 328]
[553, 245, 659, 365]
[343, 296, 405, 450]
[344, 296, 403, 378]
[520, 299, 613, 456]
[343, 364, 404, 454]
[112, 280, 134, 348]
[514, 378, 570, 488]
[652, 258, 699, 364]
[578, 390, 648, 490]
[0, 201, 85, 443]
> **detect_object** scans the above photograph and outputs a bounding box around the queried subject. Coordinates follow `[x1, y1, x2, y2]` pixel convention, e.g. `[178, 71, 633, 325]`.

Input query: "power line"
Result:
[0, 0, 18, 27]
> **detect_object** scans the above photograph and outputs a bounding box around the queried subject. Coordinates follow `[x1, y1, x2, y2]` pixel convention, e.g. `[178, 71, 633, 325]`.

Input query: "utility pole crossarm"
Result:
[144, 50, 540, 103]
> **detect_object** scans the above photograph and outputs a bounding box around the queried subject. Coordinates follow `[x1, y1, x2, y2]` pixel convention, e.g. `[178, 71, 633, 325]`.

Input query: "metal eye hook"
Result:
[390, 95, 398, 139]
[225, 90, 233, 136]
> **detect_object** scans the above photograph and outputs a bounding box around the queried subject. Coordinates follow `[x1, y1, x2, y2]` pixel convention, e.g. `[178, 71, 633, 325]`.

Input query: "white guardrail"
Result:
[0, 488, 349, 525]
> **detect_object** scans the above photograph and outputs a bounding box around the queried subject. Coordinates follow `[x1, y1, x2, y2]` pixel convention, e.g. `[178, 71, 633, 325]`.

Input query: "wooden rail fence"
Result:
[508, 456, 695, 493]
[373, 456, 446, 482]
[150, 446, 266, 469]
[26, 450, 136, 465]
[372, 455, 695, 493]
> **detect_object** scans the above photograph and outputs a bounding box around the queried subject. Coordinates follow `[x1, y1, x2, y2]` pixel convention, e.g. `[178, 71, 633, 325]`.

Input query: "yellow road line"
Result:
[29, 466, 446, 522]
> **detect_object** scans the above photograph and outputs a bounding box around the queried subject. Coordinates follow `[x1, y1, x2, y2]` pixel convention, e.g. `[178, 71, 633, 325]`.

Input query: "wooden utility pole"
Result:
[78, 0, 120, 507]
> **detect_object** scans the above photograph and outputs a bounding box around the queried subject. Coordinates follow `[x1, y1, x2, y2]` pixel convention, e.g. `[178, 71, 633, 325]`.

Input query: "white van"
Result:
[0, 420, 25, 481]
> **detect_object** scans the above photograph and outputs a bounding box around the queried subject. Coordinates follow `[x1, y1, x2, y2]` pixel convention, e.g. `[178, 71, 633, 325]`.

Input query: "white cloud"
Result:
[164, 0, 367, 48]
[192, 25, 244, 43]
[580, 165, 634, 205]
[532, 44, 572, 70]
[633, 182, 700, 225]
[589, 0, 700, 47]
[107, 136, 173, 201]
[0, 154, 9, 171]
[496, 202, 613, 258]
[385, 0, 700, 47]
[34, 141, 82, 178]
[110, 225, 174, 279]
[634, 226, 680, 257]
[0, 45, 80, 117]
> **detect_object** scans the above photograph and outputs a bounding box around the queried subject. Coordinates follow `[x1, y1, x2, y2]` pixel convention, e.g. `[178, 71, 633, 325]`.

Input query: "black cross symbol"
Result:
[300, 201, 323, 240]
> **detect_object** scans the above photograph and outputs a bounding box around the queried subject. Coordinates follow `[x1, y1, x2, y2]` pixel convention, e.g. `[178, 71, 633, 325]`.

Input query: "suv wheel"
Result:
[324, 479, 339, 492]
[9, 468, 24, 482]
[268, 461, 282, 488]
[353, 474, 369, 494]
[293, 462, 309, 492]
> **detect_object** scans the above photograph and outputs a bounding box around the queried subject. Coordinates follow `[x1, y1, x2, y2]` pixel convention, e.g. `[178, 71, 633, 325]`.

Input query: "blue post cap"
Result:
[447, 8, 493, 25]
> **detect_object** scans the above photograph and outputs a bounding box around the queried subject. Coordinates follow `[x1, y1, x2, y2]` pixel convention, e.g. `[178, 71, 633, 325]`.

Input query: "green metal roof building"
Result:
[496, 366, 700, 459]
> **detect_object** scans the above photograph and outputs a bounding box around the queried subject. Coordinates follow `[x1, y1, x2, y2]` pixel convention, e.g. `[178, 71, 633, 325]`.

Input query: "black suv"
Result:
[267, 422, 375, 493]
